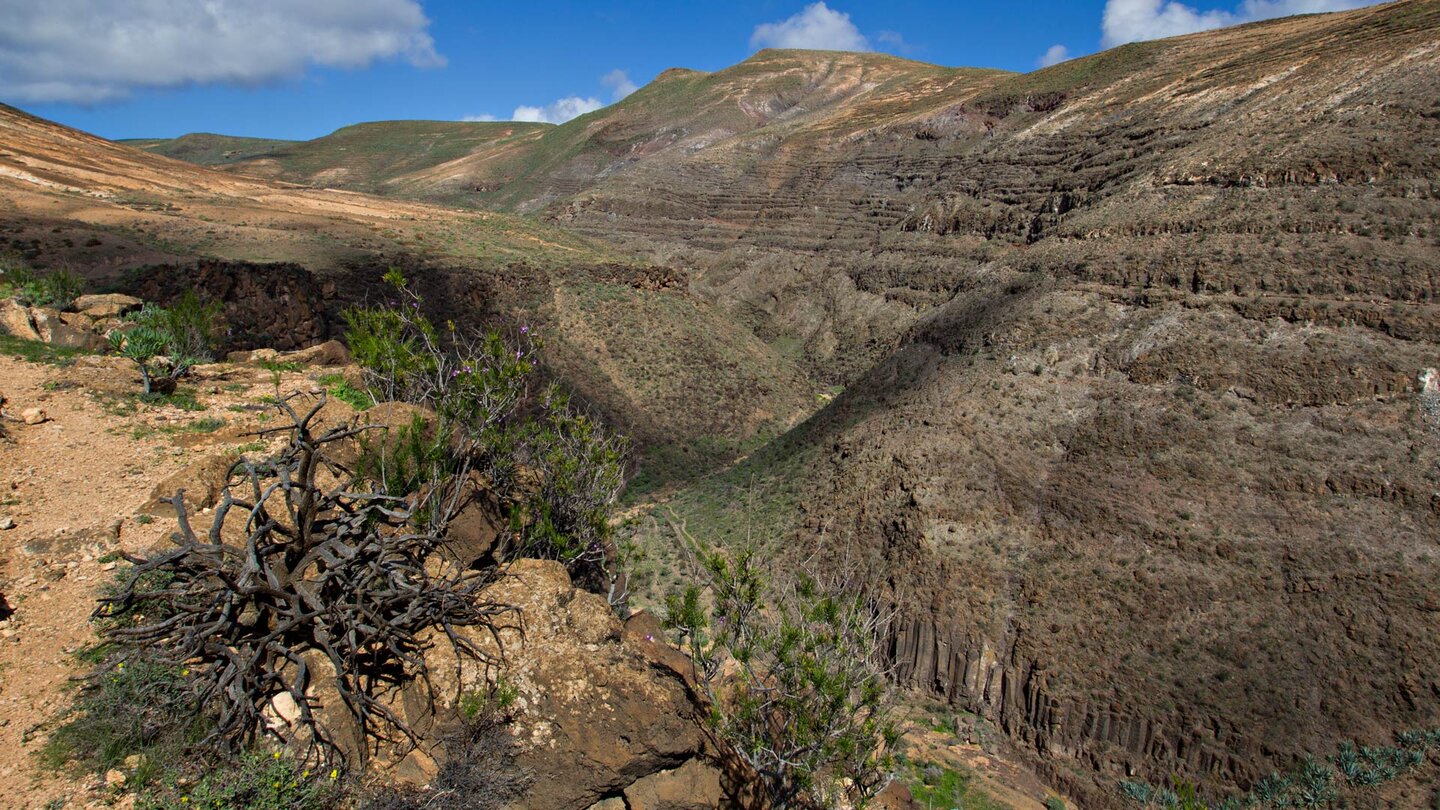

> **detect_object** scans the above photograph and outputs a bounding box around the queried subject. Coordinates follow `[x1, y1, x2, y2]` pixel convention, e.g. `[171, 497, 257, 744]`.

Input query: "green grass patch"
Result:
[140, 389, 206, 411]
[317, 372, 372, 410]
[130, 416, 225, 440]
[138, 751, 342, 810]
[40, 655, 203, 777]
[0, 333, 87, 367]
[901, 758, 1010, 810]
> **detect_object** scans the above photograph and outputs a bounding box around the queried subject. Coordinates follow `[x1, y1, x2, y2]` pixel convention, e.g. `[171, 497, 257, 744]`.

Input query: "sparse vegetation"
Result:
[901, 759, 1010, 810]
[1121, 729, 1440, 808]
[40, 653, 202, 777]
[138, 750, 342, 810]
[663, 523, 898, 808]
[0, 332, 86, 366]
[110, 291, 224, 394]
[0, 263, 85, 309]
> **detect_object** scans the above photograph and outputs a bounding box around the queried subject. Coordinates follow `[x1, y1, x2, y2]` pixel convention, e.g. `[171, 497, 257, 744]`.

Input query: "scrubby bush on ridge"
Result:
[342, 268, 627, 601]
[663, 519, 899, 809]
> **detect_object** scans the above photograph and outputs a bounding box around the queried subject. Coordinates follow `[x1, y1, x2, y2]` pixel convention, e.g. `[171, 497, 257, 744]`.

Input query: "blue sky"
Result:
[0, 0, 1381, 141]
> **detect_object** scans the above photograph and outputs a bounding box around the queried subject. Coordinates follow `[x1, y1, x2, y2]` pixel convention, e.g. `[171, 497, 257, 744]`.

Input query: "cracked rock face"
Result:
[298, 559, 734, 810]
[449, 559, 720, 810]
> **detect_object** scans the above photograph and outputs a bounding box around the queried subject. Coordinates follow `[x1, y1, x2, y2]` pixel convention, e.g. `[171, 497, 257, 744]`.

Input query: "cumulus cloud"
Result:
[462, 114, 497, 122]
[511, 97, 604, 124]
[600, 69, 638, 102]
[0, 0, 442, 104]
[751, 2, 873, 52]
[1101, 0, 1381, 47]
[1038, 44, 1071, 67]
[507, 68, 641, 125]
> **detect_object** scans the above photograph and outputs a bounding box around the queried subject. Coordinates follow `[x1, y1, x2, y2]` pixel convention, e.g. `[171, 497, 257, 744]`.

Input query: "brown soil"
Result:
[0, 354, 319, 807]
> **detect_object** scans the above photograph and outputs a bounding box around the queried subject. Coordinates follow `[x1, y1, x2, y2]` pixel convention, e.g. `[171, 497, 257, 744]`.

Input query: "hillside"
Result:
[121, 132, 299, 165]
[0, 104, 824, 481]
[595, 1, 1440, 804]
[134, 120, 552, 203]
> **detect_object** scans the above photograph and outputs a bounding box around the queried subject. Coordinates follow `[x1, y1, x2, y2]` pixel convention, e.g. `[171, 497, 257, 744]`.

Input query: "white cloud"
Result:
[511, 97, 604, 124]
[462, 114, 497, 122]
[1038, 44, 1071, 67]
[600, 69, 638, 101]
[507, 68, 641, 125]
[0, 0, 442, 104]
[1101, 0, 1381, 47]
[750, 2, 873, 52]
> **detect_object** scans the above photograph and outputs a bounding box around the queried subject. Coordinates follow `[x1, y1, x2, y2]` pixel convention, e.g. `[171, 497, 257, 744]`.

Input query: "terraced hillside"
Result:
[513, 1, 1439, 804]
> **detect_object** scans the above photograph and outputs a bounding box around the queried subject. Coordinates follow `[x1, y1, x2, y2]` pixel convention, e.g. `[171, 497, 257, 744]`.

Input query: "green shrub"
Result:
[41, 654, 202, 776]
[1, 264, 85, 309]
[663, 528, 897, 808]
[111, 291, 224, 394]
[342, 269, 627, 596]
[356, 412, 453, 500]
[138, 750, 341, 810]
[512, 388, 626, 587]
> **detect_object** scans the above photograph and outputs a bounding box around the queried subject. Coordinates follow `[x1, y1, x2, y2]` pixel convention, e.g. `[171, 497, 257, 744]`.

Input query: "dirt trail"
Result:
[0, 353, 312, 808]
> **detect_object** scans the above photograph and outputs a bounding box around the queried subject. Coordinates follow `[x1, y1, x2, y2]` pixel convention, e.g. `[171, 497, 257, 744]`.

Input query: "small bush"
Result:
[139, 750, 342, 810]
[111, 291, 224, 394]
[1, 265, 85, 309]
[40, 653, 202, 776]
[663, 526, 897, 808]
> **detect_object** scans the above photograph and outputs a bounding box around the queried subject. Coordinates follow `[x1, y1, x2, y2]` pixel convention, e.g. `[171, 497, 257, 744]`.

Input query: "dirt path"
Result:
[0, 352, 313, 808]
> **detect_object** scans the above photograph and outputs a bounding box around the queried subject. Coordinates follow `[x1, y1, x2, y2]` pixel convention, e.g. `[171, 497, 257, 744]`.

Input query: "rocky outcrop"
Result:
[141, 452, 238, 515]
[445, 560, 729, 810]
[281, 559, 740, 809]
[123, 260, 329, 351]
[0, 298, 107, 350]
[72, 293, 142, 319]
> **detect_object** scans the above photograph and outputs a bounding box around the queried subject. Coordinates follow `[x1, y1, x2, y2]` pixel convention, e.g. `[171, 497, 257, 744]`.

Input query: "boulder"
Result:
[623, 757, 727, 810]
[279, 339, 351, 367]
[31, 307, 104, 350]
[21, 407, 47, 425]
[225, 348, 279, 364]
[73, 293, 142, 319]
[0, 299, 40, 341]
[416, 559, 719, 810]
[59, 310, 95, 330]
[442, 472, 507, 569]
[141, 452, 239, 515]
